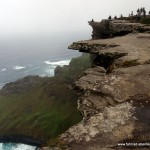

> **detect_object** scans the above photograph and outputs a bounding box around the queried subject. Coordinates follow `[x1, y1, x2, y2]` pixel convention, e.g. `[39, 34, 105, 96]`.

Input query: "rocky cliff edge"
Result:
[45, 19, 150, 150]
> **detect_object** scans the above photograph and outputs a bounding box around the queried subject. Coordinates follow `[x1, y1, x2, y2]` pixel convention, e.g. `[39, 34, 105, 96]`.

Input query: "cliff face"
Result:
[89, 19, 150, 39]
[69, 33, 150, 69]
[55, 20, 150, 150]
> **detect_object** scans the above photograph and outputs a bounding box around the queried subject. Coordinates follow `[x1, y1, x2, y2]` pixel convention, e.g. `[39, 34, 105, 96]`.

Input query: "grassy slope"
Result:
[0, 54, 91, 144]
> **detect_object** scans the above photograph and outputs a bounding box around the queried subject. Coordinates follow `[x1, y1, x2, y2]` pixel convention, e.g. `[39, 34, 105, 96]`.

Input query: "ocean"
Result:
[0, 36, 81, 150]
[0, 36, 81, 89]
[0, 143, 36, 150]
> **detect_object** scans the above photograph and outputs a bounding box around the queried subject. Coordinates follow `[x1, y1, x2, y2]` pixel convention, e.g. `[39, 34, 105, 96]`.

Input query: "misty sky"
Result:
[0, 0, 149, 37]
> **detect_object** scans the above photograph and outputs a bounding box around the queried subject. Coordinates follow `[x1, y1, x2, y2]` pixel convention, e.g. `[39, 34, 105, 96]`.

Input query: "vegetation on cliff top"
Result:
[0, 54, 91, 145]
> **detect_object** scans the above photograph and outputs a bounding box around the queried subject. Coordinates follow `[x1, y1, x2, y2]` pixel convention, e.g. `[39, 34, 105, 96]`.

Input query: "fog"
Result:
[0, 0, 149, 60]
[0, 0, 149, 86]
[0, 0, 149, 38]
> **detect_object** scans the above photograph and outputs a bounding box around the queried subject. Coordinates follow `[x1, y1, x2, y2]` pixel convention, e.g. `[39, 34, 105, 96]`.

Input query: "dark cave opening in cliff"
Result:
[90, 54, 114, 70]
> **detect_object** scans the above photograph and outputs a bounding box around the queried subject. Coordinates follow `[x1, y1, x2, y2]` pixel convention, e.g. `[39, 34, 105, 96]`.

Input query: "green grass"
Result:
[0, 54, 91, 144]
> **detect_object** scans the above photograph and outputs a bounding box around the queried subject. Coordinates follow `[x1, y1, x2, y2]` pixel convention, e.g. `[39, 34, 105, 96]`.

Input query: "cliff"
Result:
[0, 54, 91, 147]
[46, 19, 150, 150]
[1, 18, 150, 150]
[88, 19, 150, 39]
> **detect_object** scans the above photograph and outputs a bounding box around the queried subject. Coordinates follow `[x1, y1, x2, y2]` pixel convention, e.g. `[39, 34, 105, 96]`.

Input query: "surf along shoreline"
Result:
[0, 135, 43, 147]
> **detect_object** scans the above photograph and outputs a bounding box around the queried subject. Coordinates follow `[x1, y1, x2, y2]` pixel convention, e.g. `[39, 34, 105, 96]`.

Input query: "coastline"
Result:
[0, 54, 91, 148]
[54, 19, 150, 150]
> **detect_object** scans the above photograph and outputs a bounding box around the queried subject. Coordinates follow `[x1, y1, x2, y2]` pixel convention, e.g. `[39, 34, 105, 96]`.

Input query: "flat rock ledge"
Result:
[69, 33, 150, 70]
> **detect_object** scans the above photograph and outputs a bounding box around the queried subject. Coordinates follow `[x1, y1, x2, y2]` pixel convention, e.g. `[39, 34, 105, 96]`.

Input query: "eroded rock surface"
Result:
[43, 20, 150, 150]
[69, 33, 150, 70]
[88, 19, 150, 39]
[59, 65, 150, 149]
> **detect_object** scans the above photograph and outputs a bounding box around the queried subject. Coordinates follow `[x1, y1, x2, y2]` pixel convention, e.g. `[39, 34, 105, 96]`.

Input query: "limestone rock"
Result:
[88, 19, 150, 39]
[48, 19, 150, 150]
[69, 33, 150, 69]
[58, 64, 150, 150]
[60, 102, 135, 144]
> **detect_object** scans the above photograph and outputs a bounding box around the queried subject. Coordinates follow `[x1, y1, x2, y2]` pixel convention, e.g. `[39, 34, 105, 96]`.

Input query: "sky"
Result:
[0, 0, 149, 38]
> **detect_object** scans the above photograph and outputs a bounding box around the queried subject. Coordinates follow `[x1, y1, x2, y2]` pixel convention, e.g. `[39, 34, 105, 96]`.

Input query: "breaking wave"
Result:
[44, 59, 71, 66]
[0, 143, 37, 150]
[43, 59, 71, 77]
[13, 66, 26, 70]
[0, 68, 6, 72]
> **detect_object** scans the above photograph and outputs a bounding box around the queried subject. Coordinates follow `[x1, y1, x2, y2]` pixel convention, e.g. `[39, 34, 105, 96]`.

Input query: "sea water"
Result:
[0, 37, 81, 149]
[0, 57, 74, 89]
[0, 143, 37, 150]
[0, 37, 81, 89]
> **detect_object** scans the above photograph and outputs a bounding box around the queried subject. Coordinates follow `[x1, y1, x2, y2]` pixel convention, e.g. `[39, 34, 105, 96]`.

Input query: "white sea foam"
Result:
[13, 66, 26, 70]
[0, 68, 6, 72]
[43, 59, 70, 77]
[44, 59, 71, 66]
[0, 143, 36, 150]
[12, 144, 36, 150]
[0, 143, 3, 149]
